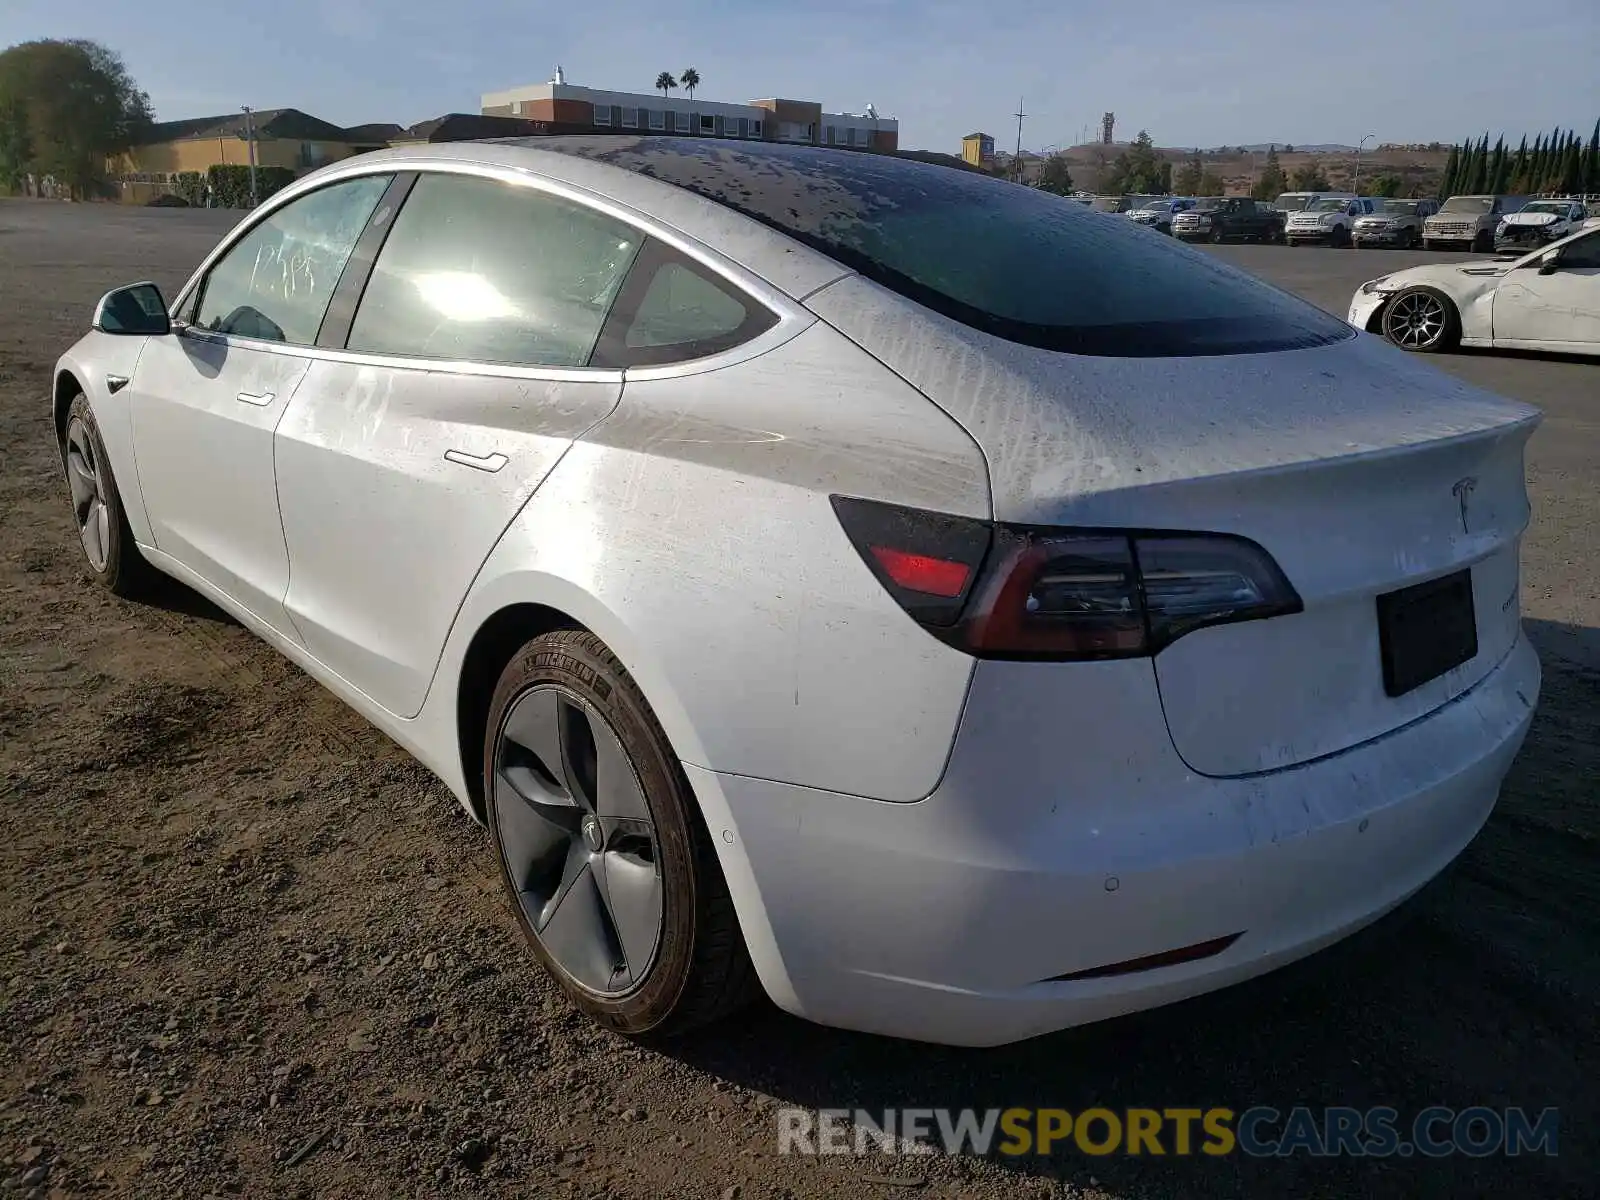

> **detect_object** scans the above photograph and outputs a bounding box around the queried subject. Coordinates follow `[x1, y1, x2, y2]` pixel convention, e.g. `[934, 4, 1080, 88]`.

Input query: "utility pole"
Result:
[241, 105, 259, 207]
[1353, 132, 1375, 192]
[1013, 97, 1026, 183]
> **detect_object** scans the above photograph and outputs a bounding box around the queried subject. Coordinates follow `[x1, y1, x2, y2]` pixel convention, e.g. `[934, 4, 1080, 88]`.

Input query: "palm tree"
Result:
[654, 71, 677, 101]
[680, 67, 700, 101]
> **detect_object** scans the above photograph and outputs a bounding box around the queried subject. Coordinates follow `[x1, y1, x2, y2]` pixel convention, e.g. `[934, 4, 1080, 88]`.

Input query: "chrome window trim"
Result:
[170, 155, 815, 381]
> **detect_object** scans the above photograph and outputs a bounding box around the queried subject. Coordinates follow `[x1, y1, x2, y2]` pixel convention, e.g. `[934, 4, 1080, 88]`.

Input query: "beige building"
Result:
[111, 109, 393, 202]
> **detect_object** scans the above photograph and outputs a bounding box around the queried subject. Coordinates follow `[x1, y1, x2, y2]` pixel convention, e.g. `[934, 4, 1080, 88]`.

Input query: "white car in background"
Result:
[1349, 225, 1600, 355]
[1285, 196, 1380, 247]
[1495, 199, 1589, 252]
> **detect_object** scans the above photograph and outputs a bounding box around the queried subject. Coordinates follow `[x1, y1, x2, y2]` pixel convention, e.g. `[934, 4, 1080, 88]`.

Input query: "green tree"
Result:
[1289, 158, 1330, 190]
[654, 71, 677, 100]
[1585, 118, 1600, 193]
[1159, 159, 1172, 193]
[1487, 136, 1508, 192]
[679, 67, 700, 100]
[0, 38, 151, 198]
[1173, 150, 1202, 195]
[1438, 143, 1459, 197]
[1102, 130, 1165, 194]
[1197, 168, 1226, 196]
[1560, 131, 1582, 193]
[1465, 134, 1488, 192]
[1036, 153, 1075, 195]
[1283, 143, 1294, 153]
[1371, 173, 1403, 197]
[1252, 145, 1287, 200]
[1510, 135, 1528, 191]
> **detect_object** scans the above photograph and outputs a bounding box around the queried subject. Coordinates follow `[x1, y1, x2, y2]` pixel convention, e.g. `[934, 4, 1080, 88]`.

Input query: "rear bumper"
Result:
[696, 634, 1538, 1046]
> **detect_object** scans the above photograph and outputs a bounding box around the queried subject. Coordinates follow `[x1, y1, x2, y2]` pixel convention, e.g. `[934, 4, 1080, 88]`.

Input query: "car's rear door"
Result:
[129, 173, 394, 636]
[271, 168, 644, 717]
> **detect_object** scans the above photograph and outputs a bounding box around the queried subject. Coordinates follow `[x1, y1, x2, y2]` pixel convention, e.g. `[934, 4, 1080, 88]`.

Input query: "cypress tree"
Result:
[1560, 132, 1582, 193]
[1488, 136, 1507, 192]
[1439, 143, 1459, 198]
[1511, 134, 1528, 191]
[1584, 118, 1600, 193]
[1469, 134, 1489, 192]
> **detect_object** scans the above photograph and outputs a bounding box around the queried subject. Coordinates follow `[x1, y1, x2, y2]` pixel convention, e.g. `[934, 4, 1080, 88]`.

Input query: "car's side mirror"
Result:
[93, 282, 171, 336]
[1537, 254, 1562, 275]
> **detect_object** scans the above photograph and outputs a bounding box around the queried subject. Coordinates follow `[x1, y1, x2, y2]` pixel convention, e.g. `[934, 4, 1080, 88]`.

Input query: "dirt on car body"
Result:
[2, 199, 1597, 1198]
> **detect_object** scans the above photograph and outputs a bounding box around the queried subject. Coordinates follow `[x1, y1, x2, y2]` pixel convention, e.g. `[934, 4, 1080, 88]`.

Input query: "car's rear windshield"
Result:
[526, 138, 1352, 357]
[1440, 196, 1494, 213]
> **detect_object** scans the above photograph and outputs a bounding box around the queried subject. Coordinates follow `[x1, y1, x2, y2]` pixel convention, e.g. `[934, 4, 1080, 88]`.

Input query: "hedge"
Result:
[202, 164, 296, 208]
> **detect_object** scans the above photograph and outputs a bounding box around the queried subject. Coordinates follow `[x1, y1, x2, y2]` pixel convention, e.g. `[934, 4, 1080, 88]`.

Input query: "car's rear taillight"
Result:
[833, 496, 1301, 660]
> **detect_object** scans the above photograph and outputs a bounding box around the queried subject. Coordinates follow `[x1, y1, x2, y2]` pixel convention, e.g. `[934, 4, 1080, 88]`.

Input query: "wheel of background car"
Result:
[1209, 225, 1226, 244]
[483, 628, 758, 1036]
[1380, 286, 1461, 354]
[60, 394, 158, 597]
[1473, 231, 1493, 253]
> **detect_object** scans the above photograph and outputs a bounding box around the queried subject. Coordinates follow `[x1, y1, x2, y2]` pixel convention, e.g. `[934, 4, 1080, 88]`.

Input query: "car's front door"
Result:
[272, 170, 643, 717]
[129, 173, 393, 635]
[1493, 231, 1600, 350]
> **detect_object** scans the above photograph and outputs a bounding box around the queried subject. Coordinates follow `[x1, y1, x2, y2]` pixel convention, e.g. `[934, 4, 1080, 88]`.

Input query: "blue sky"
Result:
[4, 0, 1597, 153]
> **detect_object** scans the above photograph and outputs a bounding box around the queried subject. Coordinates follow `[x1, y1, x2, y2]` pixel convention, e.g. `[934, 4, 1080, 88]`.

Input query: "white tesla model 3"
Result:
[54, 138, 1541, 1046]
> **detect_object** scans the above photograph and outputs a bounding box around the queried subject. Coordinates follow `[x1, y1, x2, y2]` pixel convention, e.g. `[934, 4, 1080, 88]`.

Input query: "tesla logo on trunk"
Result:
[1452, 477, 1478, 534]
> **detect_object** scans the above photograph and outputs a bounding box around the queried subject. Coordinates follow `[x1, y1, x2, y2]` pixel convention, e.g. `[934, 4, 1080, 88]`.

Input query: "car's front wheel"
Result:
[1380, 286, 1461, 353]
[483, 629, 757, 1037]
[61, 394, 157, 597]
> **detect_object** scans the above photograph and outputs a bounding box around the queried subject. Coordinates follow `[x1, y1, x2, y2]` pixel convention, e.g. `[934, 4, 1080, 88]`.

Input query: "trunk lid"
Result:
[807, 275, 1540, 775]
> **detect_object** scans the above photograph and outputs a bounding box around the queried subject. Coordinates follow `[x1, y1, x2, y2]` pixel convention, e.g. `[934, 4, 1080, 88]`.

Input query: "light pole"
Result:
[241, 106, 259, 207]
[1353, 132, 1376, 192]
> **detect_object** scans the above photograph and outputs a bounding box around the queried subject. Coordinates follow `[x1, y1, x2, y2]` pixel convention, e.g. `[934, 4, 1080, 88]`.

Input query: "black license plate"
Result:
[1376, 569, 1477, 698]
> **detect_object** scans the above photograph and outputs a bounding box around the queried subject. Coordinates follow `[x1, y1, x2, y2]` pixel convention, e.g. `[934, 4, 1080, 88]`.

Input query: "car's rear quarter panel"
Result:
[450, 320, 992, 804]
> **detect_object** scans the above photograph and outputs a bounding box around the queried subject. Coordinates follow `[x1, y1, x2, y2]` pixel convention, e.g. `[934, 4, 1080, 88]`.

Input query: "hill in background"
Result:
[1058, 142, 1452, 196]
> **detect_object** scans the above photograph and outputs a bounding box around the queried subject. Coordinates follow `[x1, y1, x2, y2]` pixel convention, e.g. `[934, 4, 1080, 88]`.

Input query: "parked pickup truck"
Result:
[1171, 197, 1283, 243]
[1423, 194, 1526, 252]
[1352, 198, 1439, 248]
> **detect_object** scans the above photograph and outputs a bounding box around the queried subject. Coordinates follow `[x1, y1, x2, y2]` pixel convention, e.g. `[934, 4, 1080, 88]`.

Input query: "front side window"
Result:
[193, 174, 391, 344]
[1556, 231, 1600, 269]
[346, 173, 641, 367]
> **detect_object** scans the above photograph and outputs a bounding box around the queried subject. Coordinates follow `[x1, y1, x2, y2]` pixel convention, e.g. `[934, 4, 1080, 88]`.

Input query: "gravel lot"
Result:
[2, 201, 1596, 1199]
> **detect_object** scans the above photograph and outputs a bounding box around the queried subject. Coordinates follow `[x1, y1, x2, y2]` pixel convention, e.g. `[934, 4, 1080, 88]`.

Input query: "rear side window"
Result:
[590, 240, 778, 367]
[193, 175, 391, 345]
[558, 142, 1348, 356]
[347, 173, 642, 367]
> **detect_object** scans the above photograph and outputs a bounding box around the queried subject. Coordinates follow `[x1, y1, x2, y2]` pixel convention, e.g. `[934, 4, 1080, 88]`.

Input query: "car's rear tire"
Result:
[1333, 224, 1352, 248]
[1209, 226, 1226, 244]
[1285, 237, 1297, 248]
[1472, 230, 1493, 253]
[1380, 286, 1461, 354]
[483, 628, 758, 1037]
[61, 394, 158, 598]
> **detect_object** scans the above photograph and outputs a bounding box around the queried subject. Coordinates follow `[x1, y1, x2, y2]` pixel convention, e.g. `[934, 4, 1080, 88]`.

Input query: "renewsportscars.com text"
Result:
[777, 1106, 1559, 1159]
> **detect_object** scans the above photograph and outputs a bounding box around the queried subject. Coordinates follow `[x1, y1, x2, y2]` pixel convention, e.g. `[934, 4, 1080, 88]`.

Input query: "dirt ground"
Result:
[2, 200, 1597, 1200]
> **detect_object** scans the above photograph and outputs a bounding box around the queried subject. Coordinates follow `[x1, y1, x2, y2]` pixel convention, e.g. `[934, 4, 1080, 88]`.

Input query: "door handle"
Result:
[236, 390, 276, 406]
[444, 449, 508, 473]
